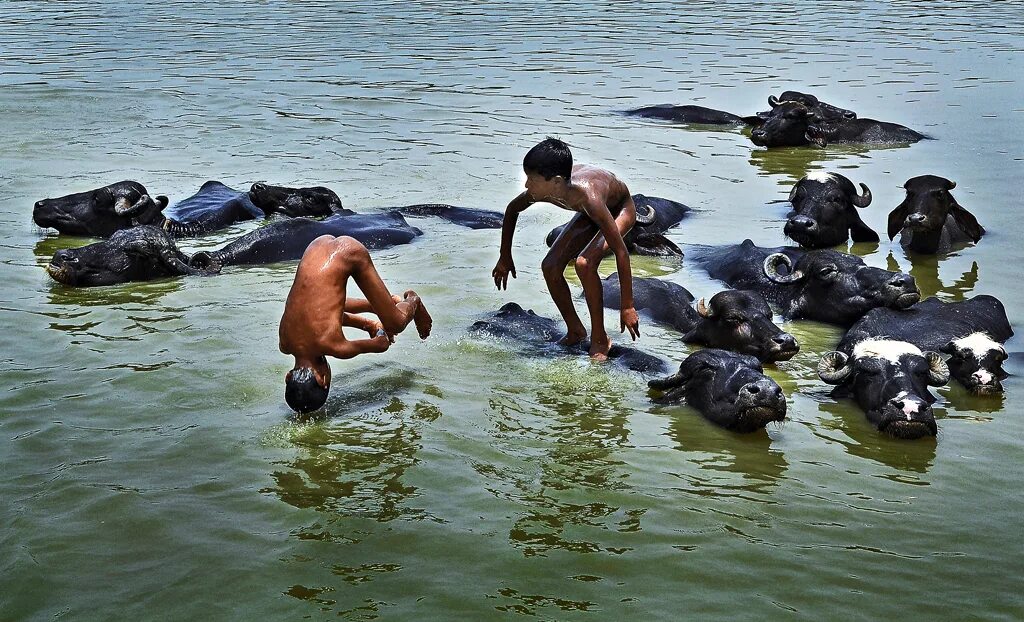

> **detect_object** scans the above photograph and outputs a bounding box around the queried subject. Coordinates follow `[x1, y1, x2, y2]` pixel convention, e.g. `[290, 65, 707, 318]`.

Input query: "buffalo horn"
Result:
[852, 183, 872, 208]
[763, 253, 804, 284]
[696, 298, 712, 318]
[924, 351, 950, 386]
[817, 351, 852, 384]
[768, 95, 781, 108]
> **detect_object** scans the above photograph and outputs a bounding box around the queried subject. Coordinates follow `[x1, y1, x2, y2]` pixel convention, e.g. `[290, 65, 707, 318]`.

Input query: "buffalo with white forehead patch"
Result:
[818, 339, 949, 439]
[784, 172, 877, 248]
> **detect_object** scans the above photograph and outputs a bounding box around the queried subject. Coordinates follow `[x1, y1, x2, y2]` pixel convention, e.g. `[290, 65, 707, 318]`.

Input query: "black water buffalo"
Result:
[839, 296, 1012, 394]
[45, 226, 219, 287]
[248, 183, 349, 219]
[625, 90, 857, 126]
[393, 204, 504, 229]
[784, 172, 877, 248]
[33, 181, 170, 237]
[750, 102, 925, 148]
[190, 212, 422, 267]
[818, 339, 950, 439]
[545, 194, 691, 256]
[887, 176, 984, 254]
[468, 302, 668, 374]
[648, 349, 786, 433]
[601, 273, 798, 362]
[687, 239, 920, 326]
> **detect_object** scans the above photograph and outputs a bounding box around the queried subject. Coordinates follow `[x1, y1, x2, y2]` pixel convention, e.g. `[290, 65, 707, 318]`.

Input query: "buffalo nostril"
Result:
[252, 183, 266, 193]
[844, 111, 856, 119]
[746, 384, 760, 394]
[34, 201, 45, 210]
[752, 129, 766, 138]
[773, 334, 797, 348]
[908, 214, 926, 224]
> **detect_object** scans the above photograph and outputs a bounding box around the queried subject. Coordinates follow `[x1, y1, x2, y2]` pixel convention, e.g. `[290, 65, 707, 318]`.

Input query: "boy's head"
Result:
[523, 137, 572, 182]
[285, 361, 331, 413]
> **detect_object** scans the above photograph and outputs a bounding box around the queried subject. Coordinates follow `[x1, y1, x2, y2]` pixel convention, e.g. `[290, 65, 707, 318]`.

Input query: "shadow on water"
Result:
[885, 251, 980, 302]
[656, 404, 788, 494]
[748, 142, 919, 183]
[814, 399, 937, 474]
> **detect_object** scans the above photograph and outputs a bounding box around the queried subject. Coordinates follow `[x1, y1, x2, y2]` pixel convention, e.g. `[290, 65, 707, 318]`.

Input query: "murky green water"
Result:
[2, 2, 1023, 619]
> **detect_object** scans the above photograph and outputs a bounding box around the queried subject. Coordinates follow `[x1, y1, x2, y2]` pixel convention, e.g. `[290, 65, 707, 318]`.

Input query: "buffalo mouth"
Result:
[732, 405, 786, 433]
[965, 380, 1003, 396]
[878, 417, 937, 440]
[765, 344, 800, 362]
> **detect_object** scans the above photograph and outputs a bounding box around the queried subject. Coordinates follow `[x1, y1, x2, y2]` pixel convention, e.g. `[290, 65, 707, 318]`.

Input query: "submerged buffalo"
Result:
[46, 212, 421, 286]
[750, 102, 925, 148]
[393, 204, 504, 229]
[601, 273, 798, 362]
[687, 239, 920, 326]
[839, 296, 1012, 395]
[818, 339, 950, 439]
[33, 181, 169, 237]
[784, 172, 877, 248]
[888, 175, 983, 254]
[649, 349, 787, 433]
[625, 90, 857, 126]
[468, 302, 668, 374]
[163, 181, 349, 236]
[45, 226, 219, 287]
[546, 194, 691, 256]
[189, 212, 421, 267]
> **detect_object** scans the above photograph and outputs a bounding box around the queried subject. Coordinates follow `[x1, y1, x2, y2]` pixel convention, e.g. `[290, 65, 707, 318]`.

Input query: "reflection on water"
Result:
[814, 400, 937, 473]
[886, 251, 980, 302]
[748, 143, 880, 182]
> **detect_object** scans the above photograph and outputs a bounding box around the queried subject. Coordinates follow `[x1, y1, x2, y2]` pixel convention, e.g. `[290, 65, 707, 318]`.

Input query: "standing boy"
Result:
[491, 138, 640, 360]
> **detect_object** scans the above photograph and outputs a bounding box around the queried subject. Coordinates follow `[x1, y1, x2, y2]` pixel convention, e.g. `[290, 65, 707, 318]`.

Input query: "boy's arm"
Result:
[342, 312, 390, 340]
[584, 196, 641, 340]
[493, 191, 534, 290]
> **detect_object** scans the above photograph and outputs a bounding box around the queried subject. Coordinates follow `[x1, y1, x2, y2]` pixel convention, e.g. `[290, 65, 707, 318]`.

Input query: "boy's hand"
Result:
[369, 329, 392, 353]
[620, 307, 640, 340]
[492, 255, 516, 290]
[366, 320, 394, 343]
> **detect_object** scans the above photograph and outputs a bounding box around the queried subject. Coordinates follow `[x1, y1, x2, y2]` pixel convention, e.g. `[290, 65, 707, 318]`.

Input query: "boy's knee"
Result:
[340, 238, 371, 266]
[541, 254, 565, 279]
[574, 254, 596, 276]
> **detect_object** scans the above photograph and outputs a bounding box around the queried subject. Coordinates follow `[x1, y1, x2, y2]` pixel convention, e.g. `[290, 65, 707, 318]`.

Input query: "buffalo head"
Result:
[33, 181, 169, 237]
[785, 172, 877, 248]
[685, 291, 799, 362]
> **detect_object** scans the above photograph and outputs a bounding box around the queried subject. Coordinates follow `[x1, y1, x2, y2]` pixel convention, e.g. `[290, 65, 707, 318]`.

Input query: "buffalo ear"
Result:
[939, 341, 956, 355]
[849, 216, 880, 243]
[950, 201, 984, 242]
[155, 196, 169, 210]
[887, 200, 910, 240]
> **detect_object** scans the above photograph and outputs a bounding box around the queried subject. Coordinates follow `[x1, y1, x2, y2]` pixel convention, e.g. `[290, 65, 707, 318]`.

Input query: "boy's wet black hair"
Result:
[285, 366, 330, 413]
[523, 137, 572, 181]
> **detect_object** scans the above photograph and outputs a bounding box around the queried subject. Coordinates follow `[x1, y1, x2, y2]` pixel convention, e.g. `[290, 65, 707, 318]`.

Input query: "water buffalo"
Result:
[818, 339, 950, 439]
[839, 295, 1012, 394]
[33, 181, 170, 237]
[248, 183, 349, 219]
[45, 226, 219, 287]
[601, 273, 798, 362]
[189, 211, 422, 267]
[393, 204, 504, 229]
[887, 176, 983, 254]
[784, 172, 877, 248]
[649, 349, 786, 433]
[687, 239, 920, 326]
[468, 302, 668, 374]
[545, 194, 691, 256]
[750, 102, 925, 148]
[625, 90, 857, 126]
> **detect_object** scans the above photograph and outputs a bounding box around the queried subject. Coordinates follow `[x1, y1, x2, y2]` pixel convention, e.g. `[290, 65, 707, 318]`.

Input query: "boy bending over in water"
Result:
[279, 235, 431, 413]
[492, 137, 640, 360]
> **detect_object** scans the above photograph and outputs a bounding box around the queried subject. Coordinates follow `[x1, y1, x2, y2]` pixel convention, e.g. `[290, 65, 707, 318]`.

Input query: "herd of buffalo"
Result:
[33, 90, 1012, 440]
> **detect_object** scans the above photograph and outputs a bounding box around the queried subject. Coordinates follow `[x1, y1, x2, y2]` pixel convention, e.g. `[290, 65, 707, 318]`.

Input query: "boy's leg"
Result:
[575, 207, 635, 360]
[541, 213, 599, 345]
[345, 242, 425, 338]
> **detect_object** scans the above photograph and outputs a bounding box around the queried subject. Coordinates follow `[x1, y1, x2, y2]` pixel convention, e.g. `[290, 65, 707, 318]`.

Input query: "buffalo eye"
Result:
[816, 265, 838, 280]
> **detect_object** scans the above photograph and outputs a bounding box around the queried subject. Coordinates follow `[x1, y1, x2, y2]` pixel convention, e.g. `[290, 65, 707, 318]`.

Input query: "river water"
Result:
[2, 1, 1023, 619]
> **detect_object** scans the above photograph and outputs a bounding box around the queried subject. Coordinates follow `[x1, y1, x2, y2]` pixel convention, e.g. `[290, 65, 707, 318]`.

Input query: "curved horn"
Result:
[924, 351, 950, 386]
[696, 298, 712, 318]
[648, 370, 686, 391]
[768, 95, 781, 108]
[162, 218, 205, 238]
[763, 253, 805, 284]
[946, 180, 957, 190]
[788, 183, 801, 203]
[851, 183, 872, 208]
[818, 351, 853, 384]
[114, 194, 154, 217]
[634, 203, 657, 226]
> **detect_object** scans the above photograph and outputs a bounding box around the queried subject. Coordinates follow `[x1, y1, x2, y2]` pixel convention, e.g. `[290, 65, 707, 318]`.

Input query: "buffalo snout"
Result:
[770, 333, 800, 359]
[879, 396, 936, 439]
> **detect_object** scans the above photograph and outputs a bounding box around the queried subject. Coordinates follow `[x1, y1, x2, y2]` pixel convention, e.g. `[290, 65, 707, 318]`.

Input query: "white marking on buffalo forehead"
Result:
[804, 171, 837, 184]
[952, 332, 1002, 355]
[853, 339, 923, 362]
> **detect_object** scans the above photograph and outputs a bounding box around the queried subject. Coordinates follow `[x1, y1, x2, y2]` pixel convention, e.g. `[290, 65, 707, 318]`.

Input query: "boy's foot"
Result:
[558, 329, 587, 347]
[589, 337, 612, 361]
[404, 290, 432, 339]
